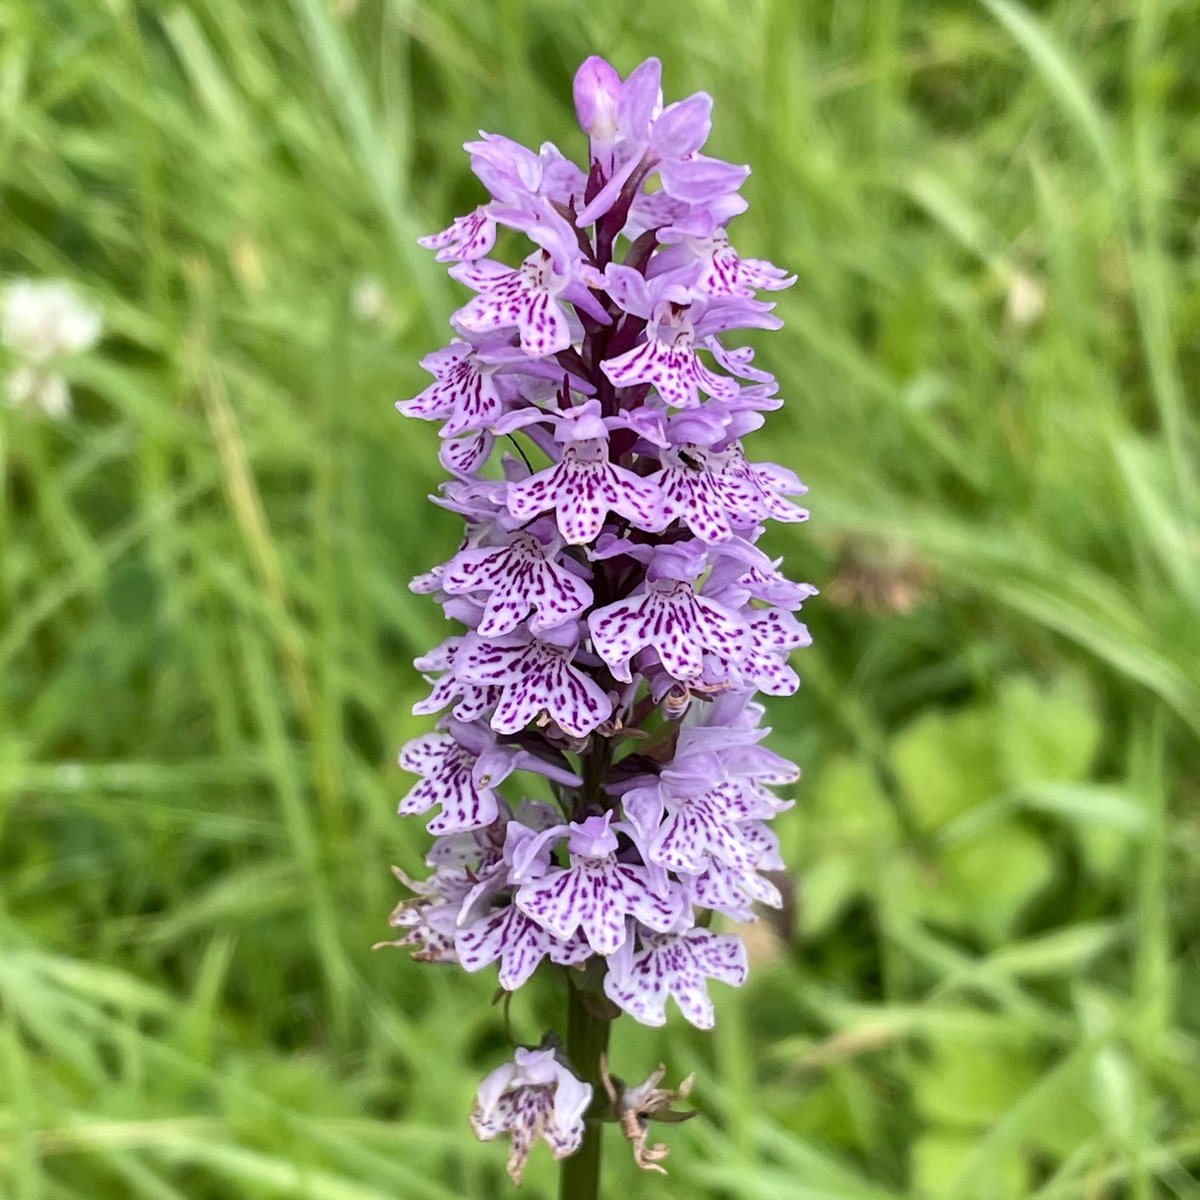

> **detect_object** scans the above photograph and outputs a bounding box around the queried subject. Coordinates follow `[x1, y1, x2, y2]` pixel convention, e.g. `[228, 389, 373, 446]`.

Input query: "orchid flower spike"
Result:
[387, 53, 813, 1187]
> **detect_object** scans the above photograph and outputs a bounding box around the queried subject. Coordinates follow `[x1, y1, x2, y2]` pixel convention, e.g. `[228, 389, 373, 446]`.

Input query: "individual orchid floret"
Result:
[505, 429, 664, 545]
[412, 636, 499, 723]
[622, 777, 785, 875]
[471, 1045, 593, 1184]
[397, 718, 580, 835]
[723, 443, 810, 523]
[396, 340, 501, 436]
[650, 440, 808, 540]
[463, 136, 587, 267]
[457, 897, 593, 991]
[605, 928, 749, 1030]
[515, 814, 687, 956]
[705, 338, 778, 387]
[457, 622, 614, 739]
[699, 232, 796, 296]
[602, 299, 742, 410]
[397, 728, 505, 835]
[451, 251, 575, 358]
[649, 443, 761, 543]
[465, 133, 544, 203]
[441, 527, 594, 636]
[588, 546, 750, 684]
[655, 229, 797, 298]
[708, 551, 818, 610]
[736, 607, 813, 695]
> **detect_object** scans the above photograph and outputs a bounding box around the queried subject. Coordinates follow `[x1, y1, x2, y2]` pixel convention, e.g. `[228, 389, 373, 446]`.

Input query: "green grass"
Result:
[2, 0, 1198, 1196]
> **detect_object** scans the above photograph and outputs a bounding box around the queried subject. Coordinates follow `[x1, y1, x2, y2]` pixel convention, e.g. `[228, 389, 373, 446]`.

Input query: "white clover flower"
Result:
[2, 278, 102, 418]
[350, 277, 395, 326]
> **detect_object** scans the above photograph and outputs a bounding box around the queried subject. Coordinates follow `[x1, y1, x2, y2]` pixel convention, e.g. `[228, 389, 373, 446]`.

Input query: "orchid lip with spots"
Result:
[386, 53, 814, 1189]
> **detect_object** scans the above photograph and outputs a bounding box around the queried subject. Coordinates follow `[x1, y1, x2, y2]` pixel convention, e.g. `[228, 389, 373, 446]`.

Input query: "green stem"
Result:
[559, 982, 611, 1200]
[558, 500, 617, 1200]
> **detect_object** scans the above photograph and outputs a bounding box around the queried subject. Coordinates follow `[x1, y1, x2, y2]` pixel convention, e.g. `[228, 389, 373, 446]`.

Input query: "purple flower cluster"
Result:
[385, 54, 812, 1182]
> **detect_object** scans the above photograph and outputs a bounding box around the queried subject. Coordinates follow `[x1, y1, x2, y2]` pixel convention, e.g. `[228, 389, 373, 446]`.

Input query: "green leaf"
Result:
[890, 709, 1001, 832]
[799, 757, 900, 934]
[892, 820, 1055, 944]
[911, 1130, 1028, 1200]
[982, 922, 1119, 979]
[801, 856, 862, 938]
[941, 822, 1056, 944]
[808, 756, 899, 849]
[997, 675, 1101, 788]
[910, 1035, 1041, 1129]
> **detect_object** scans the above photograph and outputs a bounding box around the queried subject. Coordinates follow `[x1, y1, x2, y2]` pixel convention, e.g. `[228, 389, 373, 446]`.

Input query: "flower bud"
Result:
[573, 55, 622, 145]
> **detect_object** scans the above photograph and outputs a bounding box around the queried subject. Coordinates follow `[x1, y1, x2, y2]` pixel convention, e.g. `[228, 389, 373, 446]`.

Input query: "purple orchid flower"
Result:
[387, 54, 813, 1186]
[587, 546, 750, 684]
[441, 527, 594, 636]
[396, 340, 502, 436]
[472, 1045, 594, 1184]
[605, 928, 748, 1029]
[505, 429, 664, 546]
[451, 251, 577, 359]
[514, 814, 686, 956]
[456, 623, 615, 739]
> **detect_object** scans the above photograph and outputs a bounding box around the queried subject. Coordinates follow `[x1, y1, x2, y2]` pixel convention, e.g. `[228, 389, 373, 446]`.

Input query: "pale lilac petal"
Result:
[574, 56, 622, 140]
[650, 93, 712, 158]
[440, 428, 493, 475]
[602, 263, 654, 317]
[417, 206, 497, 262]
[659, 155, 749, 203]
[618, 57, 663, 140]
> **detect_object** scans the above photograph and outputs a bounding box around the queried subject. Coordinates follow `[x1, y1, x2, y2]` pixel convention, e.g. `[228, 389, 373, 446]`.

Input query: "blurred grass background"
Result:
[1, 0, 1198, 1197]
